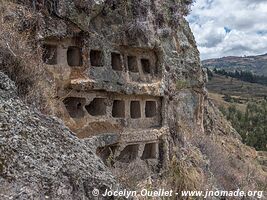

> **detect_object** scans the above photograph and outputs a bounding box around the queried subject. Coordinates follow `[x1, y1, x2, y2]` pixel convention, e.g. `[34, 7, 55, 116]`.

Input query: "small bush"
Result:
[176, 80, 189, 90]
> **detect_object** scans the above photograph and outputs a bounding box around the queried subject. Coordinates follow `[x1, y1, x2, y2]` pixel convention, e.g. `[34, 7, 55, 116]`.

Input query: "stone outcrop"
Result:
[0, 72, 116, 199]
[0, 0, 266, 199]
[34, 0, 201, 175]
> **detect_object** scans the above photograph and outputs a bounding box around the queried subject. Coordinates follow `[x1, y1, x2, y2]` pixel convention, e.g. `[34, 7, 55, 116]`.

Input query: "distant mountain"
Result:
[202, 53, 267, 76]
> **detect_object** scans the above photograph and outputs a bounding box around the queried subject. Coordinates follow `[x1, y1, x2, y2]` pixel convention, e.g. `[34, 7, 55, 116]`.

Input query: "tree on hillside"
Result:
[213, 68, 267, 86]
[220, 101, 267, 151]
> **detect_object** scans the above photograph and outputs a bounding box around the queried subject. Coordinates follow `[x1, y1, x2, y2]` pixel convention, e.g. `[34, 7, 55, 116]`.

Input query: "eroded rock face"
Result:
[34, 0, 204, 177]
[0, 72, 115, 199]
[0, 0, 266, 199]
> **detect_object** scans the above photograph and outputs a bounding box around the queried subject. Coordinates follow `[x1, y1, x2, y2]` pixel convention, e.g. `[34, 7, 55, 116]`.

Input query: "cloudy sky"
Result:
[186, 0, 267, 60]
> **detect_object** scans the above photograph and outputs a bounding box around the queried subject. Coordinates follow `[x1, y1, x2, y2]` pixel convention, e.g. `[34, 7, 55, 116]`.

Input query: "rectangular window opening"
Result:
[117, 144, 139, 163]
[112, 100, 125, 118]
[111, 52, 123, 71]
[85, 98, 107, 116]
[141, 58, 150, 74]
[130, 101, 141, 119]
[63, 97, 86, 118]
[67, 46, 83, 66]
[90, 50, 104, 67]
[127, 56, 139, 72]
[145, 101, 157, 118]
[141, 143, 157, 159]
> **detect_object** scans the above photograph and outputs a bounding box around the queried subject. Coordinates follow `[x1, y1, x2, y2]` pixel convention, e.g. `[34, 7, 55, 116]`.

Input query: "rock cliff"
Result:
[0, 72, 116, 199]
[0, 0, 266, 199]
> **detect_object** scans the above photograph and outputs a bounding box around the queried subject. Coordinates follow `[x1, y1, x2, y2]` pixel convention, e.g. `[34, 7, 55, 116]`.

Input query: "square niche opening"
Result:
[63, 97, 86, 118]
[111, 52, 123, 71]
[85, 98, 106, 116]
[141, 58, 150, 74]
[141, 143, 157, 159]
[130, 101, 141, 119]
[67, 46, 83, 66]
[112, 100, 125, 118]
[42, 44, 57, 65]
[127, 56, 139, 72]
[145, 101, 157, 118]
[117, 144, 139, 163]
[90, 50, 104, 67]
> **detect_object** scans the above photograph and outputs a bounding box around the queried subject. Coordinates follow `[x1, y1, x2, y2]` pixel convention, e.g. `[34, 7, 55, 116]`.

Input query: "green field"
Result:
[207, 74, 267, 99]
[206, 74, 267, 151]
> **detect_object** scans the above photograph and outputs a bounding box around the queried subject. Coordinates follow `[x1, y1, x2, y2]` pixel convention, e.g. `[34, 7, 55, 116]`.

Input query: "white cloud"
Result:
[186, 0, 267, 60]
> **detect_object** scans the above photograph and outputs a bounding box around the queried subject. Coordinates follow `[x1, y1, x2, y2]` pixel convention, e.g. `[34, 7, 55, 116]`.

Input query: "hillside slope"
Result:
[203, 53, 267, 76]
[207, 74, 267, 99]
[0, 0, 266, 199]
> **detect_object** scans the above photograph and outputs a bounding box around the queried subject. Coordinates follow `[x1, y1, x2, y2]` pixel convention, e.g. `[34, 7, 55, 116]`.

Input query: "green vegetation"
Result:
[206, 68, 213, 80]
[202, 53, 267, 76]
[213, 68, 267, 86]
[219, 101, 267, 151]
[206, 72, 267, 99]
[176, 80, 189, 90]
[223, 94, 243, 104]
[206, 68, 267, 151]
[167, 156, 200, 199]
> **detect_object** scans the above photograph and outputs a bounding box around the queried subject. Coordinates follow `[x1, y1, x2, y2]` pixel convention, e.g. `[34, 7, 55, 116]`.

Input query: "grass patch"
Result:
[176, 80, 189, 90]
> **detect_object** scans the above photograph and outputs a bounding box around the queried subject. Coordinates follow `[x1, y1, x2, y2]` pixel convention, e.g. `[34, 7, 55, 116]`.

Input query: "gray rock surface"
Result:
[0, 0, 266, 199]
[0, 72, 115, 199]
